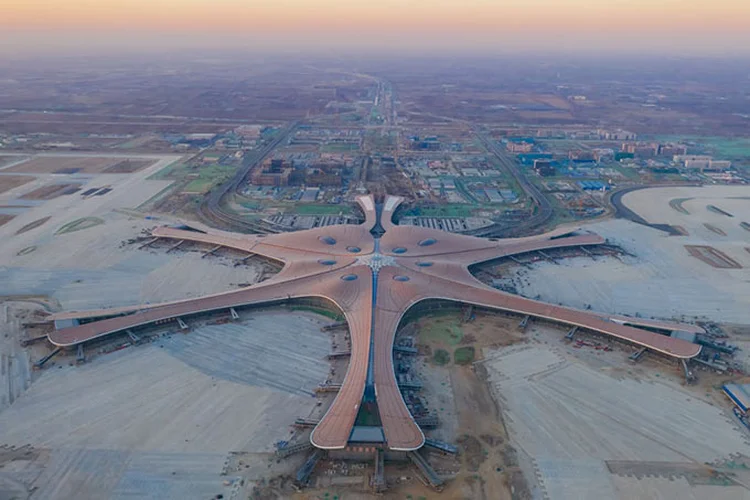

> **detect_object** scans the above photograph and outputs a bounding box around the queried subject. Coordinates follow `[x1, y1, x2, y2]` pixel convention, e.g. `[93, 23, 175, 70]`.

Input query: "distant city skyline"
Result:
[2, 0, 750, 57]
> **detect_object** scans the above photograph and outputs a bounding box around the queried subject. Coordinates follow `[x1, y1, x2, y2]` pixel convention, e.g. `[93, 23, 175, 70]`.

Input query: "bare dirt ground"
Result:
[0, 156, 27, 168]
[5, 156, 155, 174]
[0, 214, 14, 227]
[395, 311, 532, 500]
[0, 175, 33, 194]
[102, 159, 155, 173]
[19, 183, 82, 200]
[289, 311, 531, 500]
[367, 308, 750, 500]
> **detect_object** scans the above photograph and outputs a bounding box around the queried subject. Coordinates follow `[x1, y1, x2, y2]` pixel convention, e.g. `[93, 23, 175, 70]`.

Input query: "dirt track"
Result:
[402, 312, 531, 500]
[0, 214, 15, 227]
[0, 175, 33, 194]
[6, 157, 155, 174]
[20, 183, 81, 200]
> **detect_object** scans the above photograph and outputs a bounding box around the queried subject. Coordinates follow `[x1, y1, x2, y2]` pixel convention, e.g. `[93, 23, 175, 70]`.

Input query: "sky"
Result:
[2, 0, 750, 56]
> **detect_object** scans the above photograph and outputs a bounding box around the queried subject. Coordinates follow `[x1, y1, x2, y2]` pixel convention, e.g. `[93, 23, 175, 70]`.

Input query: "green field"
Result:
[55, 217, 104, 235]
[421, 317, 463, 345]
[149, 159, 238, 195]
[147, 160, 187, 180]
[183, 178, 216, 193]
[647, 135, 750, 160]
[454, 346, 476, 365]
[611, 164, 642, 181]
[704, 138, 750, 159]
[433, 349, 451, 366]
[172, 164, 237, 194]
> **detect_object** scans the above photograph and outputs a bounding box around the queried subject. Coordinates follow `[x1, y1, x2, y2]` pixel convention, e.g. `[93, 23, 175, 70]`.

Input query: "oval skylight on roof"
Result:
[319, 236, 337, 245]
[416, 261, 433, 267]
[392, 247, 407, 254]
[318, 259, 337, 266]
[347, 246, 362, 253]
[418, 238, 437, 247]
[341, 274, 358, 281]
[393, 275, 410, 282]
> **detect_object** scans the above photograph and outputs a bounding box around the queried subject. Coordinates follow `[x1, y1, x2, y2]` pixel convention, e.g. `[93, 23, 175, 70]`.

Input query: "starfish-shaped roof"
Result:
[47, 194, 702, 451]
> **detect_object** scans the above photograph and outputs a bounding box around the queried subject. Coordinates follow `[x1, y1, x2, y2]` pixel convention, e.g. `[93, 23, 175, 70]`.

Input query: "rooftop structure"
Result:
[724, 384, 750, 414]
[46, 194, 702, 453]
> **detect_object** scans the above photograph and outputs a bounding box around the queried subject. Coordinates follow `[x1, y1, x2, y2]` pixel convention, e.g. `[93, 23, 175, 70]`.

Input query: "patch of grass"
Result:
[182, 178, 215, 193]
[147, 160, 184, 180]
[454, 346, 476, 365]
[647, 135, 750, 159]
[181, 165, 237, 194]
[149, 161, 237, 194]
[422, 318, 463, 345]
[55, 217, 104, 235]
[699, 137, 750, 159]
[17, 245, 36, 256]
[669, 197, 692, 215]
[433, 349, 451, 366]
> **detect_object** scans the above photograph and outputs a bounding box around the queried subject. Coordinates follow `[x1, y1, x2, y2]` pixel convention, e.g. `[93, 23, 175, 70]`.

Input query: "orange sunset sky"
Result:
[2, 0, 749, 55]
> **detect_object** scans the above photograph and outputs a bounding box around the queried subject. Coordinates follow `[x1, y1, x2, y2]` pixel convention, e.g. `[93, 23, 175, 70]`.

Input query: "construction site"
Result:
[1, 148, 750, 499]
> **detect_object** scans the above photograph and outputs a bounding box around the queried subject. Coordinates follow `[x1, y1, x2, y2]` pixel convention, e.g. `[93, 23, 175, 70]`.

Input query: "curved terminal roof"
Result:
[48, 193, 702, 452]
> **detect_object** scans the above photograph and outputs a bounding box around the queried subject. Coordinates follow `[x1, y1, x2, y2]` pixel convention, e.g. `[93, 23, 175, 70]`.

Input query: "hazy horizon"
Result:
[2, 0, 750, 58]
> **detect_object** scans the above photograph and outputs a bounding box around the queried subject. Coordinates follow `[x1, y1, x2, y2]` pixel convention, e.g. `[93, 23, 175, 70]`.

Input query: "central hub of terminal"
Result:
[358, 252, 395, 273]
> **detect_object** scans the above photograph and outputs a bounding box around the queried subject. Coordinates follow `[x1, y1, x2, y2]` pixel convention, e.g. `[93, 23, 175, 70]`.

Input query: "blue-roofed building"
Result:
[517, 153, 553, 166]
[724, 384, 750, 414]
[484, 188, 503, 203]
[578, 180, 610, 191]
